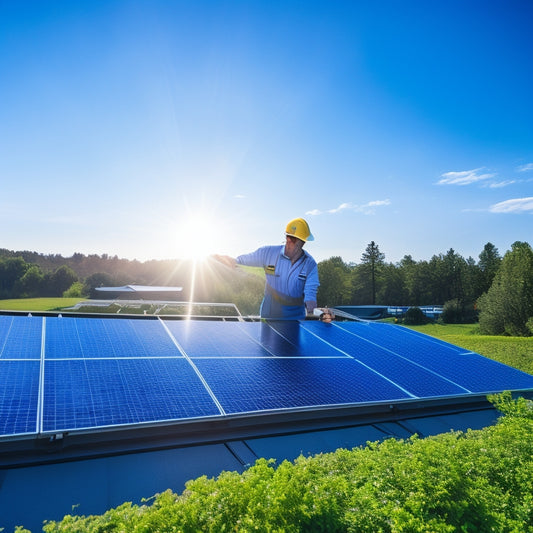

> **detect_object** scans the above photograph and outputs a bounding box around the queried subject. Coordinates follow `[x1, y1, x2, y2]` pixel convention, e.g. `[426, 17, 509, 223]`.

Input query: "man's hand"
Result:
[306, 300, 318, 315]
[312, 307, 335, 323]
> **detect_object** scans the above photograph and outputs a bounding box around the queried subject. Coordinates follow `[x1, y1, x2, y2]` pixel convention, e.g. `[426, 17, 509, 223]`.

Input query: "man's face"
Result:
[284, 235, 304, 260]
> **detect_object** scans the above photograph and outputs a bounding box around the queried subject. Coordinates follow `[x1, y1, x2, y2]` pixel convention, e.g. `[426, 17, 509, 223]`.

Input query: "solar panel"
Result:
[43, 359, 221, 432]
[0, 360, 40, 436]
[301, 322, 469, 397]
[192, 357, 411, 414]
[165, 320, 346, 358]
[329, 322, 533, 393]
[164, 320, 273, 357]
[0, 315, 42, 359]
[0, 314, 532, 439]
[45, 317, 181, 358]
[235, 320, 346, 357]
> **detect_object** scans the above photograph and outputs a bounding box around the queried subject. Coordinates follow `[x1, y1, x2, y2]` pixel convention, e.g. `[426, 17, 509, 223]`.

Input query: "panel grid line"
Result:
[0, 316, 13, 358]
[158, 317, 226, 416]
[301, 322, 417, 398]
[331, 322, 472, 394]
[37, 317, 45, 433]
[74, 318, 85, 358]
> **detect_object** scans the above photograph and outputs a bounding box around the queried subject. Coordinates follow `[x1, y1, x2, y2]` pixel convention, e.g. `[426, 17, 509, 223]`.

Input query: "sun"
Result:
[173, 212, 229, 261]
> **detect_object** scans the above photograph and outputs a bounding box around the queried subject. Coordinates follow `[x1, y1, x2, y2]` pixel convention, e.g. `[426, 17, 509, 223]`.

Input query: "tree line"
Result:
[1, 240, 532, 335]
[317, 240, 533, 336]
[317, 241, 502, 318]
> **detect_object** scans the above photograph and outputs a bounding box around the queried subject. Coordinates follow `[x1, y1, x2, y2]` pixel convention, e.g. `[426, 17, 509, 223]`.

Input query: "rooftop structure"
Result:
[1, 311, 532, 531]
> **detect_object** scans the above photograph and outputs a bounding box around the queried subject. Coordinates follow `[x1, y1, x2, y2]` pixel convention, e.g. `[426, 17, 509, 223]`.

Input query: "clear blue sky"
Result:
[1, 0, 532, 264]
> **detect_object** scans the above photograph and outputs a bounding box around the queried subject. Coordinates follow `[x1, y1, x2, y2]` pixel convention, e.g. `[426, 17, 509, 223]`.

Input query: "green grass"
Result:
[0, 297, 84, 312]
[404, 322, 533, 375]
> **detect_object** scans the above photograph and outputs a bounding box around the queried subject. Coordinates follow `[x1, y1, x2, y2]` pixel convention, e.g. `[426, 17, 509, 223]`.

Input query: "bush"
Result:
[441, 299, 478, 324]
[41, 393, 533, 533]
[63, 281, 86, 298]
[402, 306, 430, 325]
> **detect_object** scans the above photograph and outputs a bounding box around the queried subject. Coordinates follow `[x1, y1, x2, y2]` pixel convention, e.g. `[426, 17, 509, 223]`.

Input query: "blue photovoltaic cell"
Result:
[302, 321, 468, 397]
[193, 357, 411, 414]
[164, 320, 345, 358]
[164, 320, 273, 357]
[43, 358, 221, 432]
[328, 321, 533, 394]
[45, 317, 181, 358]
[0, 315, 42, 359]
[235, 321, 346, 357]
[0, 360, 40, 436]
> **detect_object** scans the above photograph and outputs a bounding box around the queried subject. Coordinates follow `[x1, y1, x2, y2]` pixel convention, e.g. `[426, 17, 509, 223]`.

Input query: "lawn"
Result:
[0, 297, 83, 312]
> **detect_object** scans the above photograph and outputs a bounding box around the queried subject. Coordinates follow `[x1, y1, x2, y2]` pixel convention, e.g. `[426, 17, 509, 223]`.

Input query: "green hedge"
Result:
[34, 393, 533, 533]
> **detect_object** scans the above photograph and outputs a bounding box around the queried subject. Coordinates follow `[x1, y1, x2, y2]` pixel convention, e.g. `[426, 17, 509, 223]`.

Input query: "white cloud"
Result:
[437, 168, 495, 186]
[517, 163, 533, 172]
[327, 202, 352, 214]
[487, 180, 516, 189]
[489, 197, 533, 213]
[365, 199, 391, 207]
[233, 194, 246, 199]
[307, 199, 391, 216]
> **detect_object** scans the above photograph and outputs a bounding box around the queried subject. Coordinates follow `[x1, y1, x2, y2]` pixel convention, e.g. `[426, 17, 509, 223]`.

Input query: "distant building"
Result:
[95, 285, 183, 301]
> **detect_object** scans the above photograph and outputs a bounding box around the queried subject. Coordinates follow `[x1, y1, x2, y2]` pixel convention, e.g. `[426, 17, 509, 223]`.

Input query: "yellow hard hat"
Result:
[285, 218, 314, 242]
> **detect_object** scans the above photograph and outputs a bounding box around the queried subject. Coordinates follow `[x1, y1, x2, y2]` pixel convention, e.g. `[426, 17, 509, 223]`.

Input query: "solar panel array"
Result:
[1, 314, 532, 438]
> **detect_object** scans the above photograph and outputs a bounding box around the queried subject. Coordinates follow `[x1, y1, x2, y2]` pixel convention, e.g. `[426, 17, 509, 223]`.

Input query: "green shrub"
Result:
[40, 394, 533, 533]
[441, 298, 477, 324]
[402, 306, 430, 325]
[62, 282, 86, 298]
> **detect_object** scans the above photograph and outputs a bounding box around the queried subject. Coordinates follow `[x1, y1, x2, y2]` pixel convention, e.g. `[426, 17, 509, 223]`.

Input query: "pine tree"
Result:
[360, 241, 385, 305]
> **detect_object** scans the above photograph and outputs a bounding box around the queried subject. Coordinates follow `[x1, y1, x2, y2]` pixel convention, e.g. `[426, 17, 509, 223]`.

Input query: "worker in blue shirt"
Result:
[214, 218, 321, 320]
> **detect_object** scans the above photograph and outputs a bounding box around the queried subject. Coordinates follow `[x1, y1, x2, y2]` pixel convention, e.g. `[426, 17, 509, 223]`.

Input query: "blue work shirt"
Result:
[236, 245, 319, 320]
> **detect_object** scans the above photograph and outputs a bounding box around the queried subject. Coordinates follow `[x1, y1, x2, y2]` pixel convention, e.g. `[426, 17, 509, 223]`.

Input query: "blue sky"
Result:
[1, 0, 532, 265]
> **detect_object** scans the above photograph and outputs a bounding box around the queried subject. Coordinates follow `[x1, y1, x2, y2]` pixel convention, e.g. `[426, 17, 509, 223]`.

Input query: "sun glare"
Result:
[174, 213, 229, 261]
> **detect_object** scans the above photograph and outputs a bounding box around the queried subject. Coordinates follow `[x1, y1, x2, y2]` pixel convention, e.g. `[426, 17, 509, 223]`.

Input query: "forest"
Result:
[1, 240, 532, 336]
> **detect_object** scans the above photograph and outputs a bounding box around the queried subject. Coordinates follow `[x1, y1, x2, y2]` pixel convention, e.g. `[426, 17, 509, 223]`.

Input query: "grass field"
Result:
[0, 297, 83, 311]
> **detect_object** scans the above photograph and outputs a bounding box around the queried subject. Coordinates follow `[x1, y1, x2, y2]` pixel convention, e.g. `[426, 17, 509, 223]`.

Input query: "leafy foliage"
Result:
[39, 394, 533, 533]
[402, 306, 430, 325]
[478, 241, 533, 336]
[441, 298, 477, 324]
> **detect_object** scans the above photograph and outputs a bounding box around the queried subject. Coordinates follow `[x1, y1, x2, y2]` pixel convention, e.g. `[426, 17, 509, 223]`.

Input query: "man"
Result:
[215, 218, 320, 320]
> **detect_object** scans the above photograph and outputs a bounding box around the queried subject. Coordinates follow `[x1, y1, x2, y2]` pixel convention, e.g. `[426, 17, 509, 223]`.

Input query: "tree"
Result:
[14, 264, 45, 297]
[478, 242, 502, 294]
[317, 257, 352, 306]
[360, 241, 385, 305]
[477, 241, 533, 336]
[84, 272, 120, 298]
[377, 263, 408, 305]
[46, 265, 78, 297]
[0, 257, 29, 298]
